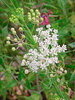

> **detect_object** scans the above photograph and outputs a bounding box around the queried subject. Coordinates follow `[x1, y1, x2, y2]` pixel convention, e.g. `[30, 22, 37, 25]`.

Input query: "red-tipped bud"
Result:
[41, 21, 44, 26]
[50, 11, 53, 14]
[45, 16, 49, 25]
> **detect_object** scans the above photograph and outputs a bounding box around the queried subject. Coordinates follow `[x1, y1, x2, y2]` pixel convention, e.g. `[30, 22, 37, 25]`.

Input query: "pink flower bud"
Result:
[41, 21, 44, 26]
[45, 16, 49, 25]
[50, 11, 53, 14]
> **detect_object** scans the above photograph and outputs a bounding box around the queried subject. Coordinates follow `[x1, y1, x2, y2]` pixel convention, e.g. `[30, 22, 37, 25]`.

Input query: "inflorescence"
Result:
[6, 27, 25, 51]
[21, 24, 67, 73]
[28, 9, 43, 25]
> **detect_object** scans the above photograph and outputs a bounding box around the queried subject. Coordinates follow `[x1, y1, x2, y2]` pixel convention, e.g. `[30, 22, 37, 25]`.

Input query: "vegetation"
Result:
[0, 0, 75, 100]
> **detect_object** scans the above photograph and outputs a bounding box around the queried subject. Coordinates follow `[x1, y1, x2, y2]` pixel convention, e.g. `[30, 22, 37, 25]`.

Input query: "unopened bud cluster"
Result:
[28, 9, 43, 25]
[9, 8, 24, 24]
[9, 15, 18, 24]
[16, 8, 24, 16]
[6, 27, 25, 51]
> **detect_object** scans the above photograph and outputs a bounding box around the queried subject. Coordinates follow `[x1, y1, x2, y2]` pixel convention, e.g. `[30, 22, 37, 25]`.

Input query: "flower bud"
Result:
[60, 71, 63, 75]
[60, 68, 64, 72]
[57, 78, 60, 82]
[14, 19, 18, 23]
[55, 93, 57, 96]
[18, 43, 22, 47]
[14, 38, 17, 42]
[24, 69, 29, 74]
[32, 17, 35, 21]
[7, 36, 10, 40]
[36, 20, 39, 24]
[28, 12, 31, 15]
[66, 82, 68, 84]
[6, 41, 10, 45]
[50, 93, 53, 96]
[12, 47, 16, 51]
[11, 28, 15, 32]
[28, 18, 31, 21]
[35, 9, 39, 13]
[40, 17, 43, 22]
[32, 13, 35, 17]
[57, 70, 60, 74]
[30, 9, 33, 13]
[28, 15, 31, 18]
[36, 16, 39, 19]
[50, 74, 53, 77]
[19, 27, 23, 32]
[22, 34, 25, 39]
[64, 70, 67, 74]
[12, 30, 16, 35]
[37, 12, 40, 16]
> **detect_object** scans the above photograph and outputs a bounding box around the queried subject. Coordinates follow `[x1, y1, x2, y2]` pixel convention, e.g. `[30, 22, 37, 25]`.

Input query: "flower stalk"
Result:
[36, 73, 42, 100]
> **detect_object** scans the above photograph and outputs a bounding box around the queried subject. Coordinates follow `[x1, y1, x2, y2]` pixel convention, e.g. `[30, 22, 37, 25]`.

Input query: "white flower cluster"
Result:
[21, 24, 67, 73]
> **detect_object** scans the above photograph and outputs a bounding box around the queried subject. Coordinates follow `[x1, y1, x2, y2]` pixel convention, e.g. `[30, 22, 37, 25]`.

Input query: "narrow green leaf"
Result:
[69, 42, 75, 48]
[0, 57, 3, 65]
[18, 67, 24, 81]
[26, 78, 31, 89]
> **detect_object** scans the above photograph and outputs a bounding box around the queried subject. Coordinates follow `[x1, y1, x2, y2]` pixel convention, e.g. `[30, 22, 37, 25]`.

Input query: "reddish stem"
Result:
[40, 0, 42, 13]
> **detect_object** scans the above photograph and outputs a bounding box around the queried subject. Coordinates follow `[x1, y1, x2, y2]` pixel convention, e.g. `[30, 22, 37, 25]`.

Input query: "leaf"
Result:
[57, 0, 66, 9]
[70, 15, 75, 24]
[43, 4, 57, 9]
[53, 83, 69, 100]
[49, 45, 52, 49]
[0, 65, 4, 71]
[5, 80, 17, 89]
[69, 42, 75, 48]
[60, 77, 65, 85]
[58, 53, 64, 63]
[70, 71, 75, 82]
[26, 78, 31, 89]
[65, 69, 71, 80]
[23, 92, 40, 100]
[31, 92, 40, 100]
[0, 57, 3, 65]
[28, 73, 35, 82]
[65, 64, 75, 70]
[2, 26, 8, 35]
[18, 67, 24, 81]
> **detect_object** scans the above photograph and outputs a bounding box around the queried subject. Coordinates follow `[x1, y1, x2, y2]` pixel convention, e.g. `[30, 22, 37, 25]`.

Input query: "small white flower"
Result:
[36, 27, 43, 33]
[33, 35, 38, 43]
[21, 59, 26, 66]
[62, 44, 67, 52]
[53, 29, 58, 33]
[60, 71, 63, 75]
[53, 57, 59, 63]
[57, 70, 60, 74]
[50, 74, 53, 77]
[26, 61, 30, 65]
[25, 69, 29, 74]
[46, 24, 51, 28]
[29, 49, 33, 53]
[40, 64, 47, 70]
[48, 28, 52, 32]
[64, 70, 67, 74]
[23, 54, 28, 59]
[60, 68, 64, 72]
[57, 78, 60, 82]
